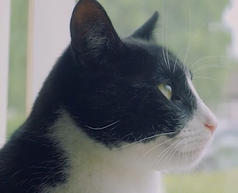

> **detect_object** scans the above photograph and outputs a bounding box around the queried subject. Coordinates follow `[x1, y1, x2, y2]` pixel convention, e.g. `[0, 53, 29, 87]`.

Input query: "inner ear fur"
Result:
[70, 0, 122, 64]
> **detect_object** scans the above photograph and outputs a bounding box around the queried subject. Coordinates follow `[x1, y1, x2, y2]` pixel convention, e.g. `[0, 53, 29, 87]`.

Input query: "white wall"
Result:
[0, 1, 11, 147]
[27, 0, 75, 111]
[0, 0, 76, 147]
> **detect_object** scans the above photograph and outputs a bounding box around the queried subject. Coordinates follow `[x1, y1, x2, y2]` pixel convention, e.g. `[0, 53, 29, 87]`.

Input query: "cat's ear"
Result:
[131, 11, 159, 41]
[70, 0, 122, 64]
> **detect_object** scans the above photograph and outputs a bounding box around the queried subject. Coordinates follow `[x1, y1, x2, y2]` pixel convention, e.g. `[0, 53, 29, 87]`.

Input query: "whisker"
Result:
[126, 138, 175, 175]
[193, 76, 220, 82]
[116, 131, 178, 150]
[135, 138, 174, 163]
[174, 48, 189, 73]
[184, 18, 210, 66]
[193, 64, 231, 73]
[180, 140, 192, 167]
[161, 2, 170, 71]
[138, 139, 184, 182]
[173, 141, 192, 193]
[165, 19, 171, 71]
[190, 55, 228, 70]
[85, 120, 120, 130]
[183, 9, 192, 66]
[162, 139, 187, 169]
[147, 139, 185, 171]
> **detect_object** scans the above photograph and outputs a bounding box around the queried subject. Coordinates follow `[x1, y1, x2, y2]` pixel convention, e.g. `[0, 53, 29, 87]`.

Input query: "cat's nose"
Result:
[204, 111, 218, 133]
[205, 122, 217, 132]
[199, 100, 218, 133]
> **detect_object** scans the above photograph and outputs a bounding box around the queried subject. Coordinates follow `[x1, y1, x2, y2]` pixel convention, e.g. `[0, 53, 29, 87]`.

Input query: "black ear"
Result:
[70, 0, 122, 64]
[131, 11, 159, 41]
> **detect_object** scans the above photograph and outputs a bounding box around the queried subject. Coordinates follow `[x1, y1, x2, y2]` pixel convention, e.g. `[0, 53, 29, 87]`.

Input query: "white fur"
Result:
[42, 80, 217, 193]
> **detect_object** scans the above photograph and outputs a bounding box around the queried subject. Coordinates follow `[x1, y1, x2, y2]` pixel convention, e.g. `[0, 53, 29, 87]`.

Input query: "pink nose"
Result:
[205, 123, 217, 133]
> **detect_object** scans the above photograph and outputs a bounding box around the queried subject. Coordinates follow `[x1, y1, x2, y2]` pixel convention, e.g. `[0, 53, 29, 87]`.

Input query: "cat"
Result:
[0, 0, 218, 192]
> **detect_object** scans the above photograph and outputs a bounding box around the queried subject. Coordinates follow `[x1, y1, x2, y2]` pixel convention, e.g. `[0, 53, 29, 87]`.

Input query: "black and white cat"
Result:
[0, 0, 218, 192]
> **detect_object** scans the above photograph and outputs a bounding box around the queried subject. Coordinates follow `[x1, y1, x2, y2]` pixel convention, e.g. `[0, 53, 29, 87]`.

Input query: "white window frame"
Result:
[0, 0, 75, 148]
[0, 1, 11, 147]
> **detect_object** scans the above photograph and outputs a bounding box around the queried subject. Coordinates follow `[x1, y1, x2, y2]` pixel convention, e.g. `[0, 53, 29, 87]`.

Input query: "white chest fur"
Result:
[43, 99, 216, 193]
[43, 112, 165, 193]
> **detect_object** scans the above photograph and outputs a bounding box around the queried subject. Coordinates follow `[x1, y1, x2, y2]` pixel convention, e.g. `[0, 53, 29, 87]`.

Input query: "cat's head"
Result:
[58, 0, 218, 171]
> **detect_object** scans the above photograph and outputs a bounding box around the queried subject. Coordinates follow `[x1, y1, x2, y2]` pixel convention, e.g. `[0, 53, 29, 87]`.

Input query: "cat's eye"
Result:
[158, 83, 172, 100]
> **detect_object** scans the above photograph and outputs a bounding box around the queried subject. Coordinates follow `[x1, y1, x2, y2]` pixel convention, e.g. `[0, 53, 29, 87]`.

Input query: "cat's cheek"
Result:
[173, 100, 218, 168]
[158, 98, 218, 169]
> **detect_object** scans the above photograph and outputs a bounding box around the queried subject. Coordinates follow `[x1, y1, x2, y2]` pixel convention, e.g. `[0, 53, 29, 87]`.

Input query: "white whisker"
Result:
[193, 76, 220, 82]
[190, 55, 228, 70]
[163, 139, 187, 169]
[184, 17, 210, 66]
[161, 1, 170, 71]
[193, 64, 230, 73]
[116, 131, 178, 150]
[147, 139, 185, 171]
[174, 48, 188, 74]
[125, 138, 175, 176]
[164, 143, 182, 167]
[85, 120, 120, 130]
[183, 9, 192, 66]
[134, 138, 174, 164]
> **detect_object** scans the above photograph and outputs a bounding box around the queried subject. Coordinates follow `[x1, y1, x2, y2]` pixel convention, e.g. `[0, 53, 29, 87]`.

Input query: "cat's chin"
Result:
[112, 120, 214, 172]
[155, 132, 212, 171]
[158, 148, 207, 171]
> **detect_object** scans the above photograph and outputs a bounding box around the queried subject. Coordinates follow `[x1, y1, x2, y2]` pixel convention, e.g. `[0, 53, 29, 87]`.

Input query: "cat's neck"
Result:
[77, 163, 163, 193]
[47, 110, 164, 193]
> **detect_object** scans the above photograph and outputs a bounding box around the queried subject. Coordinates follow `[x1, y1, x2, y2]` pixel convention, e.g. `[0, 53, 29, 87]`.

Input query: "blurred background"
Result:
[1, 0, 238, 192]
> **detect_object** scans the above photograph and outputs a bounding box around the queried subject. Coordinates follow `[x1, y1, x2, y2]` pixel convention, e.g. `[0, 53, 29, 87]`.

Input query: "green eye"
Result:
[158, 83, 172, 100]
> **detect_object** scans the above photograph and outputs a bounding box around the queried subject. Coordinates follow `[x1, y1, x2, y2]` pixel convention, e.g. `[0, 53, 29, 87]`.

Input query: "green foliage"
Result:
[8, 0, 28, 113]
[7, 0, 28, 133]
